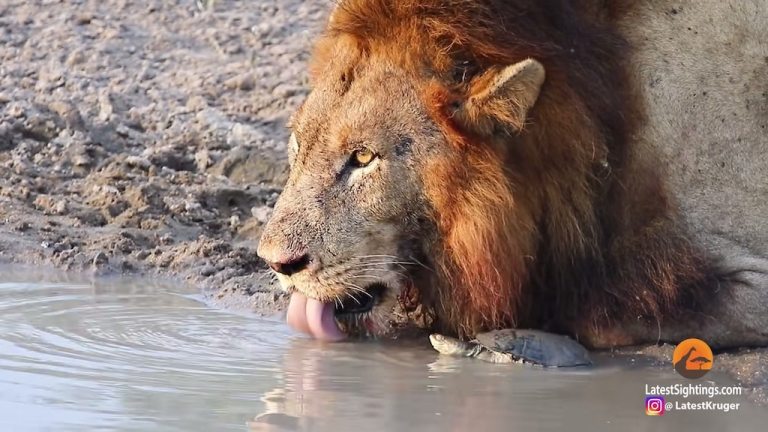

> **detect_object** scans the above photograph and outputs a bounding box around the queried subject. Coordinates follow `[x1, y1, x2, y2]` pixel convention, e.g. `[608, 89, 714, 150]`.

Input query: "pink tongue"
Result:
[305, 297, 345, 342]
[286, 293, 310, 334]
[286, 293, 345, 342]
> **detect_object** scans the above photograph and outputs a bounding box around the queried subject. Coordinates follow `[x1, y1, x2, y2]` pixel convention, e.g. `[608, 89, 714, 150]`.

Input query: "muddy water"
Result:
[0, 268, 765, 432]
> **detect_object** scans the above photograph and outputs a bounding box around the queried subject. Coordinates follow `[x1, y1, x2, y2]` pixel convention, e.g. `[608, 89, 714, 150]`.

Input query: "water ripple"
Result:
[0, 273, 294, 431]
[2, 269, 765, 432]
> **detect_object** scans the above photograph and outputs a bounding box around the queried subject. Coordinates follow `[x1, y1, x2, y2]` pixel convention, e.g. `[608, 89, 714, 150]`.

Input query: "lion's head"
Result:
[258, 0, 702, 343]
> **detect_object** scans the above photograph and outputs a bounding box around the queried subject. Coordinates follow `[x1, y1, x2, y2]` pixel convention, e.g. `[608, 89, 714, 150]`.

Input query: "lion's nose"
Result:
[259, 245, 312, 276]
[257, 206, 315, 276]
[267, 253, 310, 276]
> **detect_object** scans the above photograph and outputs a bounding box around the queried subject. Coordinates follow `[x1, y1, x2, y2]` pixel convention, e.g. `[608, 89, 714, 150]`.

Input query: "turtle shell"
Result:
[475, 329, 592, 367]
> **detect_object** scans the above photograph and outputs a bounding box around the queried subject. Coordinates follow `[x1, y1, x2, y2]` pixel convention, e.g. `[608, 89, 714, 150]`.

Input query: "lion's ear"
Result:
[457, 59, 545, 134]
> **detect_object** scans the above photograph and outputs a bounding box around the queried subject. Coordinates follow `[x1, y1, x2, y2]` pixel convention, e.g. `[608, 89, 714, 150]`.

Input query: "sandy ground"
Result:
[0, 0, 334, 313]
[0, 0, 766, 408]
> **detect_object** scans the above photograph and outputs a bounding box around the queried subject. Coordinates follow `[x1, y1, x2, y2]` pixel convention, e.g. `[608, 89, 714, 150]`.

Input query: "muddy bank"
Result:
[0, 0, 766, 409]
[0, 0, 334, 313]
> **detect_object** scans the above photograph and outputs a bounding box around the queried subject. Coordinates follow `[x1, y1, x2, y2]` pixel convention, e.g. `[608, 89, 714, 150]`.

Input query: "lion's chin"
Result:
[333, 282, 392, 338]
[334, 281, 432, 339]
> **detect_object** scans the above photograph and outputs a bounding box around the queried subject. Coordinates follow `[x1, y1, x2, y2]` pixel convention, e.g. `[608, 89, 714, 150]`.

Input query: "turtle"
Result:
[429, 329, 592, 367]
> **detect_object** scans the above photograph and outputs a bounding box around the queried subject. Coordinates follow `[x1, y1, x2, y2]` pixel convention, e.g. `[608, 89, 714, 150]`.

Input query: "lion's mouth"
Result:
[286, 283, 390, 341]
[334, 283, 387, 316]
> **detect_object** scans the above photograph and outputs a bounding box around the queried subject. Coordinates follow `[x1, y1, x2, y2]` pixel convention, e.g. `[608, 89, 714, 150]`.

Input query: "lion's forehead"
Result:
[295, 57, 430, 156]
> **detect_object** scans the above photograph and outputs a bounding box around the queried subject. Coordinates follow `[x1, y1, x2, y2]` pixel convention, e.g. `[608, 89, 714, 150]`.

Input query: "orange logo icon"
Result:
[673, 338, 713, 379]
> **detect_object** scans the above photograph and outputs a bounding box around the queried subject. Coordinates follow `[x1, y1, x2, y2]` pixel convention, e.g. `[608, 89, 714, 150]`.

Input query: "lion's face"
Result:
[258, 58, 443, 339]
[258, 4, 548, 340]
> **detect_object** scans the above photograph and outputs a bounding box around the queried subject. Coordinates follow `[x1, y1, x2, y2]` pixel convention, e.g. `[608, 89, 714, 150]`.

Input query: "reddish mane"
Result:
[318, 0, 713, 341]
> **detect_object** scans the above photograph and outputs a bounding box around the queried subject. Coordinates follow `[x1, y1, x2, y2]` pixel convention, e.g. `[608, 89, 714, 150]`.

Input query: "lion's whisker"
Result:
[347, 268, 409, 279]
[353, 254, 400, 259]
[343, 283, 374, 298]
[408, 255, 434, 272]
[341, 282, 375, 299]
[342, 289, 362, 305]
[344, 261, 416, 270]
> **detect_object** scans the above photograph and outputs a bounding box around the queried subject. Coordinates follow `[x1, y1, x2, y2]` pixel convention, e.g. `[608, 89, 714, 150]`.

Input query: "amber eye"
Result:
[350, 147, 377, 167]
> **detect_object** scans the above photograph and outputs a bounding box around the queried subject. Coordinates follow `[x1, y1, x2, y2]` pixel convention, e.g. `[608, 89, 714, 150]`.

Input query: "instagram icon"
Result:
[645, 396, 666, 416]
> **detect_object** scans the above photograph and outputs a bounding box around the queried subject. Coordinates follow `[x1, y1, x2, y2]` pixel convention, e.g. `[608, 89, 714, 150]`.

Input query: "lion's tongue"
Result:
[288, 293, 345, 342]
[306, 297, 345, 341]
[286, 292, 310, 334]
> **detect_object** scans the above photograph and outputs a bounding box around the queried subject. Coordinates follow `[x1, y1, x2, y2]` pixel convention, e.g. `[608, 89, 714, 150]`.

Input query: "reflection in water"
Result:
[0, 267, 765, 432]
[249, 340, 767, 432]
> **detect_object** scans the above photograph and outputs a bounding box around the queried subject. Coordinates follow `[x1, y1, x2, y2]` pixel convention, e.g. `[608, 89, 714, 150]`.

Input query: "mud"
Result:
[0, 0, 333, 314]
[0, 0, 766, 409]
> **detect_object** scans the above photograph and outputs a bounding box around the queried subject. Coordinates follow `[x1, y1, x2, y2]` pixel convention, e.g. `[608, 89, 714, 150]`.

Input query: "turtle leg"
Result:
[429, 334, 521, 364]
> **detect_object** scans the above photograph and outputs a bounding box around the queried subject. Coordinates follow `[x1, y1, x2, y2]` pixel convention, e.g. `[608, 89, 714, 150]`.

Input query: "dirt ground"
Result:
[0, 0, 331, 313]
[0, 0, 766, 408]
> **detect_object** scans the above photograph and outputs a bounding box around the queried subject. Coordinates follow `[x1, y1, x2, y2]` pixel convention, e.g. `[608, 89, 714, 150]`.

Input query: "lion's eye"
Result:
[350, 147, 377, 167]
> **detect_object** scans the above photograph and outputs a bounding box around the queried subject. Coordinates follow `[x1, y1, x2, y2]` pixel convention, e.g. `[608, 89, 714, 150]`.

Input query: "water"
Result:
[0, 268, 765, 431]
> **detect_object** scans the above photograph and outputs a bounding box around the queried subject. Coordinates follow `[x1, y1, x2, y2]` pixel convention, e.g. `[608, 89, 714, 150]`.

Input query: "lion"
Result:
[257, 0, 768, 360]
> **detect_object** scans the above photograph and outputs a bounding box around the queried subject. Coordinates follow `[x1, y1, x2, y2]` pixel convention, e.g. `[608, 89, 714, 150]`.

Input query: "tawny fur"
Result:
[322, 0, 714, 340]
[261, 0, 768, 349]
